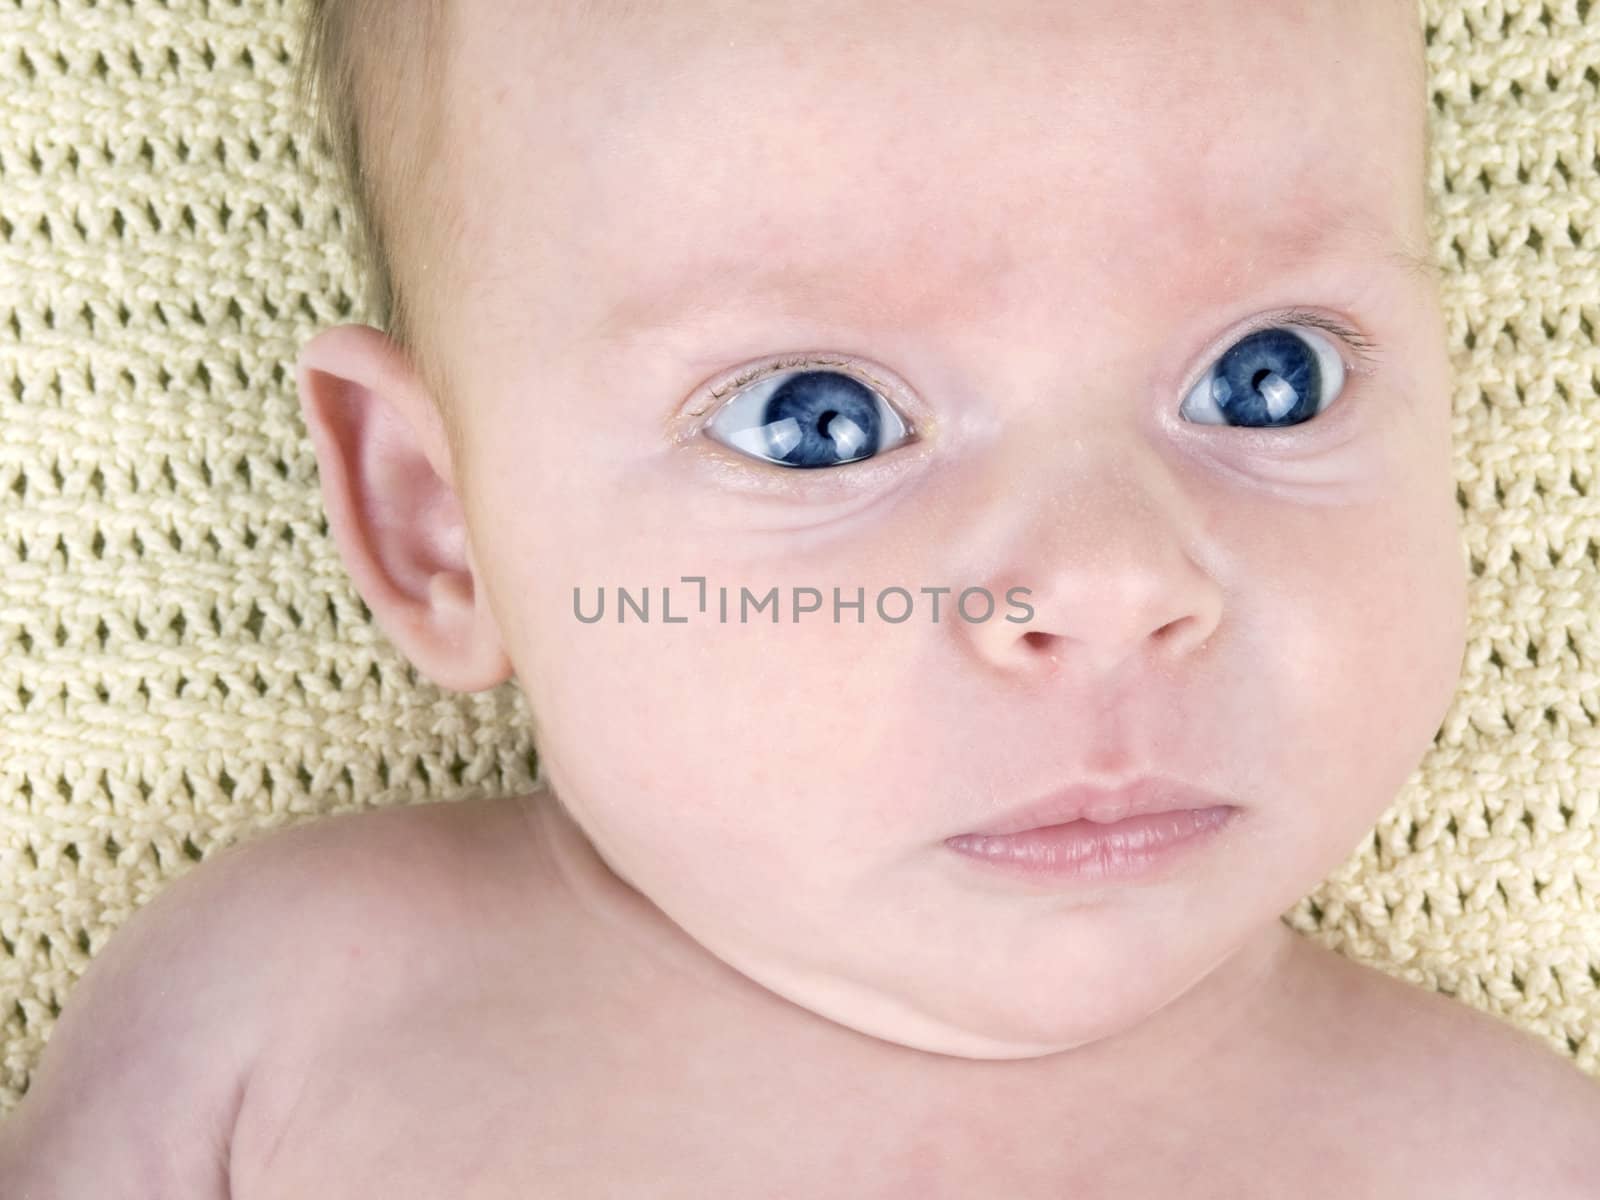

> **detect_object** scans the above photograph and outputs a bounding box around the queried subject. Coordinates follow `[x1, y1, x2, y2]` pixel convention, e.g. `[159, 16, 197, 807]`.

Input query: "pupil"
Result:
[1251, 368, 1271, 389]
[819, 410, 838, 433]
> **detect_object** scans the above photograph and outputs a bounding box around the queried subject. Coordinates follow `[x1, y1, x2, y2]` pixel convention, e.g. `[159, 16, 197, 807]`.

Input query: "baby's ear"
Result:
[293, 324, 513, 693]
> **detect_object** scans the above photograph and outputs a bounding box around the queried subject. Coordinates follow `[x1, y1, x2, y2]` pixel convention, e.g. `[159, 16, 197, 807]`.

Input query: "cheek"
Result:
[477, 465, 915, 842]
[478, 409, 945, 844]
[518, 605, 928, 917]
[1246, 472, 1467, 874]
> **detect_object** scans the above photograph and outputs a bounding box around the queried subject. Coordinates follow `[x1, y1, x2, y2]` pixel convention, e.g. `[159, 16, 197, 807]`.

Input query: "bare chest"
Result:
[230, 1003, 1055, 1200]
[225, 979, 1446, 1200]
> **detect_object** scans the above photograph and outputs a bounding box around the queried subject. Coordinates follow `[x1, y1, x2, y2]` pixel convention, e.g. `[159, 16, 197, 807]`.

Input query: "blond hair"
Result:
[292, 0, 467, 463]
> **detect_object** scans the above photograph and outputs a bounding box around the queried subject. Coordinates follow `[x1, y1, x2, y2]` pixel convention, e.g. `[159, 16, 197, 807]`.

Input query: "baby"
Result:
[6, 0, 1600, 1196]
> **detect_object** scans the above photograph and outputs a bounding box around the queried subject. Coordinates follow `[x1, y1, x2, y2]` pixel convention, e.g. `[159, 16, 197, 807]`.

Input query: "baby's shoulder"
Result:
[1297, 942, 1600, 1197]
[222, 796, 565, 1184]
[230, 793, 542, 919]
[216, 794, 553, 1009]
[1421, 992, 1600, 1196]
[0, 797, 533, 1198]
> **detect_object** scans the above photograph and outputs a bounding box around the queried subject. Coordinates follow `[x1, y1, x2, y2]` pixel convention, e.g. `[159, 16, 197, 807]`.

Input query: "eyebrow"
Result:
[1274, 209, 1441, 285]
[584, 211, 1440, 349]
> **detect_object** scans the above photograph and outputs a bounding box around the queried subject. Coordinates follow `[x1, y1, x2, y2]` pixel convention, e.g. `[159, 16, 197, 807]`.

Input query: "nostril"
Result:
[1022, 631, 1055, 651]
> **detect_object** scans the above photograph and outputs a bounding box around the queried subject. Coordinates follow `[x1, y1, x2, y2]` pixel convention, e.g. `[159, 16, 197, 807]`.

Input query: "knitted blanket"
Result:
[1, 0, 1597, 1115]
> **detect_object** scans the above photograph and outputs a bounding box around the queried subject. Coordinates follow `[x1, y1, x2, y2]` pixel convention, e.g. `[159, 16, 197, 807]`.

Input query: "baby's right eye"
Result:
[703, 366, 916, 469]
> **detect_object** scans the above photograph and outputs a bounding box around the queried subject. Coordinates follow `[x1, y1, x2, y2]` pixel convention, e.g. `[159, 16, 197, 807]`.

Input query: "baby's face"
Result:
[430, 0, 1465, 1058]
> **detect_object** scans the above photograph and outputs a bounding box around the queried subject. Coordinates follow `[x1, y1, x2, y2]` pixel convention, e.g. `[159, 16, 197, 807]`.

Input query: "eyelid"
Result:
[1219, 308, 1381, 378]
[690, 309, 1381, 409]
[687, 354, 885, 419]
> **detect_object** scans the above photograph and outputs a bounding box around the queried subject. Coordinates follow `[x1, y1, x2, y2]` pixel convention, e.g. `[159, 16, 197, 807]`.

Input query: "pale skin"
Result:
[6, 0, 1600, 1196]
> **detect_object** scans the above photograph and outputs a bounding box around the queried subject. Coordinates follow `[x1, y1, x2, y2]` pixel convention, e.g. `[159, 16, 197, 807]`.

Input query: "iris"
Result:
[1181, 325, 1346, 429]
[706, 368, 910, 468]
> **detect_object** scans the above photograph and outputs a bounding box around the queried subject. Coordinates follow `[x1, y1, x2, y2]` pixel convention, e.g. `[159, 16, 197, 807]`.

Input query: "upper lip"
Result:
[953, 775, 1236, 837]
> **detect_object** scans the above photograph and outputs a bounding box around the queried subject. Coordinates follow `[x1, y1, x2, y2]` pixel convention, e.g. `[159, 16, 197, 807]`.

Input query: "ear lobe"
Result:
[294, 324, 513, 694]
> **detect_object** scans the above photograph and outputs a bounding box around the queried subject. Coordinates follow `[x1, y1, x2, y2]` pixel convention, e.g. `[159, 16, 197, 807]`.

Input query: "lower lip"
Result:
[943, 806, 1238, 883]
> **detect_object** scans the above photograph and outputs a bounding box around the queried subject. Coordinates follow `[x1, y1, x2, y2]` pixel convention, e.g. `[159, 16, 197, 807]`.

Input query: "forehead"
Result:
[441, 0, 1426, 361]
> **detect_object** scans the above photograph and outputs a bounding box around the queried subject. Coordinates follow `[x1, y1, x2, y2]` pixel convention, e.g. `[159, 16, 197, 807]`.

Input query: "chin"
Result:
[852, 963, 1202, 1062]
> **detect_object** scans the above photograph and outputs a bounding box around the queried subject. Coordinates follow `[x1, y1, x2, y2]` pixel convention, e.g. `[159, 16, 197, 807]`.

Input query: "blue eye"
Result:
[1180, 325, 1347, 429]
[703, 368, 913, 469]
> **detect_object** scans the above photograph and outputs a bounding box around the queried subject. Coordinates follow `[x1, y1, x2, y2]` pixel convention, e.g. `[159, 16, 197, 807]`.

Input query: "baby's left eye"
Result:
[703, 368, 914, 469]
[1179, 324, 1348, 429]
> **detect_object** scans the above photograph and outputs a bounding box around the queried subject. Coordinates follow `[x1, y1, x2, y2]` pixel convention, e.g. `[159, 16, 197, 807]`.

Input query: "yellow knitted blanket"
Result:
[1, 0, 1597, 1116]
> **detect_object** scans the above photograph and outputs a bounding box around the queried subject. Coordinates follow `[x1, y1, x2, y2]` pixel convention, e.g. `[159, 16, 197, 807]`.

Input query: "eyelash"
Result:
[1233, 308, 1380, 375]
[698, 353, 857, 414]
[697, 308, 1381, 419]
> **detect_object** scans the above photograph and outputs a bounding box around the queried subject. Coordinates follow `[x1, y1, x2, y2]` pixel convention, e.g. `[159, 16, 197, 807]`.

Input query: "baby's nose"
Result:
[955, 444, 1223, 679]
